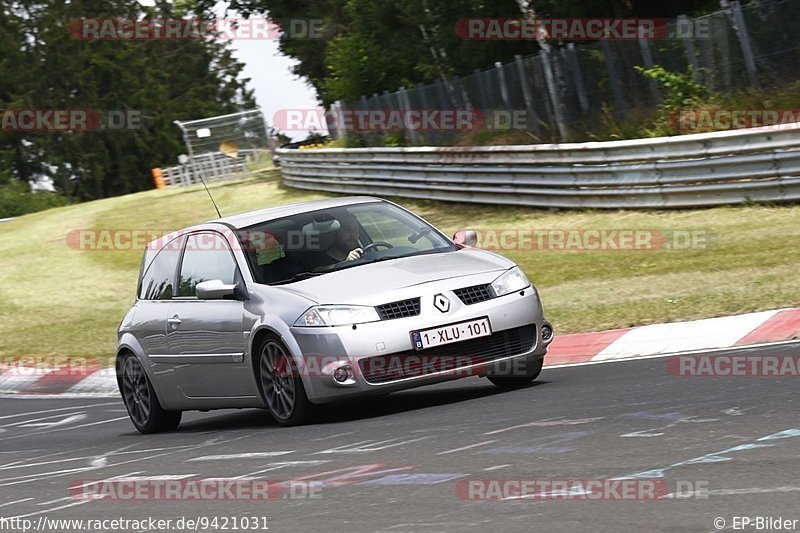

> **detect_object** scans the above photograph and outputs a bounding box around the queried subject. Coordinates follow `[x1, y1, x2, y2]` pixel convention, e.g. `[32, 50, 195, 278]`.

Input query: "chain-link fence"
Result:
[328, 0, 800, 146]
[174, 108, 270, 156]
[152, 109, 273, 187]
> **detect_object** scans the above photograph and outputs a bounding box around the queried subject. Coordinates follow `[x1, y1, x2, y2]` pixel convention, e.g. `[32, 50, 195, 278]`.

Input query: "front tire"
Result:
[118, 354, 181, 434]
[257, 336, 312, 426]
[487, 356, 544, 389]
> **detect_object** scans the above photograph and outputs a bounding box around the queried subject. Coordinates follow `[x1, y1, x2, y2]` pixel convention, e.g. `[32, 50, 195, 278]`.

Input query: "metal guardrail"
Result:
[277, 124, 800, 209]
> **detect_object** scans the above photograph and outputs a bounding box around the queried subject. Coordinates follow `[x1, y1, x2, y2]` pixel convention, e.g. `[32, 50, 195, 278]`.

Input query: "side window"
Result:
[178, 232, 238, 297]
[139, 237, 183, 300]
[239, 229, 284, 267]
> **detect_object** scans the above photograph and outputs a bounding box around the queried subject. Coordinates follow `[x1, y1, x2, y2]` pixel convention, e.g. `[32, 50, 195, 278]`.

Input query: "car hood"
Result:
[274, 248, 513, 305]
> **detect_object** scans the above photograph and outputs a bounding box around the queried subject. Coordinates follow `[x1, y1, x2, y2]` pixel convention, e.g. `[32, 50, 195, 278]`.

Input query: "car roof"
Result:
[208, 196, 383, 229]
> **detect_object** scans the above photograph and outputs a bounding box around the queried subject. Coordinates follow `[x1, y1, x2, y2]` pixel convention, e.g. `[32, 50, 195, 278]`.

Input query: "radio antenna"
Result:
[198, 172, 222, 219]
[174, 120, 222, 219]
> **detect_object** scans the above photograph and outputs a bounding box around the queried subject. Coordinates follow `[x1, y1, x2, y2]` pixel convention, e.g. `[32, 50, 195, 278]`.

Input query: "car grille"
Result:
[375, 298, 421, 320]
[359, 325, 537, 384]
[453, 284, 495, 305]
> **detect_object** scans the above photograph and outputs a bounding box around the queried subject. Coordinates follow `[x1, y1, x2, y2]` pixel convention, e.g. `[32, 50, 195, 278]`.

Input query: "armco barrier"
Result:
[276, 124, 800, 209]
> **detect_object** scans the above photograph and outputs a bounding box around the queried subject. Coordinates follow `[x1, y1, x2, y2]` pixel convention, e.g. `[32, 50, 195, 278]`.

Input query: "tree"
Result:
[194, 0, 721, 105]
[195, 0, 534, 104]
[0, 0, 255, 202]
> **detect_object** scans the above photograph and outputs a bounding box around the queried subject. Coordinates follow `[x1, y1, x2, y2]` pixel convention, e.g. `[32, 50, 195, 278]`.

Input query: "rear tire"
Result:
[487, 356, 544, 389]
[118, 354, 182, 434]
[256, 336, 313, 426]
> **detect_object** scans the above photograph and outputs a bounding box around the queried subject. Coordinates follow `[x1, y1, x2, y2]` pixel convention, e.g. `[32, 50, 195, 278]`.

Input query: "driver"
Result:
[311, 212, 363, 269]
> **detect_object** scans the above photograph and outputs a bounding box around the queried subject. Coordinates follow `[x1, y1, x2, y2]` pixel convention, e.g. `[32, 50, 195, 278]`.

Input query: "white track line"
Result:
[0, 498, 33, 508]
[437, 440, 498, 455]
[0, 403, 116, 420]
[545, 339, 800, 370]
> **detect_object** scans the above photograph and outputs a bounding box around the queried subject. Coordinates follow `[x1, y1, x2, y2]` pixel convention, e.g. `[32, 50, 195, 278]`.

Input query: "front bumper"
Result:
[290, 285, 552, 403]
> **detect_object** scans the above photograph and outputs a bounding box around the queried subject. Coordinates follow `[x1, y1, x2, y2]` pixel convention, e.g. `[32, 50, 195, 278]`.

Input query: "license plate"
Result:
[411, 317, 492, 351]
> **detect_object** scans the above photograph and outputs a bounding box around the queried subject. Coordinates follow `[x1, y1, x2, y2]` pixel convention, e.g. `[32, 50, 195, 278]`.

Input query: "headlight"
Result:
[491, 266, 531, 297]
[294, 305, 381, 327]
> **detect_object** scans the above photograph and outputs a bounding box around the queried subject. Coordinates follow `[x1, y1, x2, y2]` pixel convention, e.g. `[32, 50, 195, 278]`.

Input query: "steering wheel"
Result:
[361, 241, 394, 254]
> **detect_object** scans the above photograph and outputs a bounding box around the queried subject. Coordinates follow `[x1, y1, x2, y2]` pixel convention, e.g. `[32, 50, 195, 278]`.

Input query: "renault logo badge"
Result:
[433, 294, 450, 313]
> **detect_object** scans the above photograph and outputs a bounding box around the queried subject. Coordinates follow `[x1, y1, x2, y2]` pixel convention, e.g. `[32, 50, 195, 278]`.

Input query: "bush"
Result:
[0, 175, 68, 218]
[634, 65, 716, 137]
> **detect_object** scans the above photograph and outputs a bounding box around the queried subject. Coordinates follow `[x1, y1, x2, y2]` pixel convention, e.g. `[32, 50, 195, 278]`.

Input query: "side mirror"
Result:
[196, 279, 238, 300]
[453, 230, 478, 247]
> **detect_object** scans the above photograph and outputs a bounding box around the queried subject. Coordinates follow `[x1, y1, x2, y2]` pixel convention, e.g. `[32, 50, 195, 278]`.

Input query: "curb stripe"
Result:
[592, 310, 780, 361]
[735, 308, 800, 346]
[20, 365, 102, 395]
[544, 328, 630, 366]
[3, 306, 800, 398]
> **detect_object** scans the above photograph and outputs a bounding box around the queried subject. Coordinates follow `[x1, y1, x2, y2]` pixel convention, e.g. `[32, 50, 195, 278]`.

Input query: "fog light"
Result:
[542, 324, 553, 341]
[333, 366, 351, 383]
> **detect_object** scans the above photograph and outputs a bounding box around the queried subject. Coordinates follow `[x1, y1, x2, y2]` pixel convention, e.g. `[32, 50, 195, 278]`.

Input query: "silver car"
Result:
[116, 197, 553, 432]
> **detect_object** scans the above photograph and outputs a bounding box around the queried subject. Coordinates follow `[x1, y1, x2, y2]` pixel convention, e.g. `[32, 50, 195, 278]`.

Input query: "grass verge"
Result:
[1, 170, 798, 358]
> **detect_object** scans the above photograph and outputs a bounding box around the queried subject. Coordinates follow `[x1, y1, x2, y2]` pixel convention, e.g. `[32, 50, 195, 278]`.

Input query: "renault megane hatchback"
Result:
[116, 197, 553, 433]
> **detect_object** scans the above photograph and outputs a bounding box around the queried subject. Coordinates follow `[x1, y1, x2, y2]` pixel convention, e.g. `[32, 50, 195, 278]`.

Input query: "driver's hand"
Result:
[346, 248, 364, 261]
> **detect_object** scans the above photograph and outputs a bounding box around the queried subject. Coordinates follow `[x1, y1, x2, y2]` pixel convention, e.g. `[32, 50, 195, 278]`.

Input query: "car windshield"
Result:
[238, 202, 456, 285]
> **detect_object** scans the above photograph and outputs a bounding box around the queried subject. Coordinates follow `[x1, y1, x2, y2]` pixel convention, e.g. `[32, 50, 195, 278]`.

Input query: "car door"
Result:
[134, 235, 184, 392]
[165, 231, 251, 399]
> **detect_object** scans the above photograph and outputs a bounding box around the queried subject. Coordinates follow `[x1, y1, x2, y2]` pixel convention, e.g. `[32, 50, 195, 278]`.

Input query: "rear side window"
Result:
[178, 232, 238, 297]
[139, 237, 183, 300]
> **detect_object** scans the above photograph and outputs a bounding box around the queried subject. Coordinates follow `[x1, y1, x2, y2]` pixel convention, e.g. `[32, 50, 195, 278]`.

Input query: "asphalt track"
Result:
[0, 342, 798, 533]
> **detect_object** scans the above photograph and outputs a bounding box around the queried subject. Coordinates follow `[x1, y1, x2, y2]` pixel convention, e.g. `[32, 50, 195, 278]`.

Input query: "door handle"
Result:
[168, 315, 182, 329]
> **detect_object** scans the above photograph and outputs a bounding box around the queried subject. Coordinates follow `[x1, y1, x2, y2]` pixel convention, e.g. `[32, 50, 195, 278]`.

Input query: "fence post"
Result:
[208, 153, 220, 181]
[677, 15, 702, 80]
[418, 84, 436, 145]
[398, 87, 418, 146]
[514, 55, 541, 135]
[565, 44, 589, 115]
[540, 46, 569, 142]
[327, 100, 342, 141]
[600, 39, 627, 122]
[474, 68, 490, 113]
[452, 75, 470, 110]
[723, 0, 758, 87]
[494, 61, 512, 113]
[638, 26, 662, 104]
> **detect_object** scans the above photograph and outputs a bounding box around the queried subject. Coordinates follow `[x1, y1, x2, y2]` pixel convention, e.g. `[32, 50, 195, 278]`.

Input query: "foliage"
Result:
[193, 0, 720, 105]
[194, 0, 536, 104]
[0, 0, 255, 203]
[0, 171, 67, 217]
[634, 65, 714, 136]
